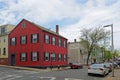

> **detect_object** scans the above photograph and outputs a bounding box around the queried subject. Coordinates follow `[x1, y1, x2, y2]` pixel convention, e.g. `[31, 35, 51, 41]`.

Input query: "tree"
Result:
[104, 50, 112, 61]
[114, 50, 119, 58]
[104, 50, 119, 61]
[80, 27, 110, 65]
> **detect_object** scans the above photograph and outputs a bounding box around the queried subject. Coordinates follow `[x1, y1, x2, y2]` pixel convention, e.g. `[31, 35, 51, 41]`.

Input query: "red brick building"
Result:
[9, 19, 68, 68]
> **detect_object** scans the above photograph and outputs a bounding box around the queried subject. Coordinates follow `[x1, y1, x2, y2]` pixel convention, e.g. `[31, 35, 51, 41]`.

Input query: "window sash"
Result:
[58, 54, 62, 61]
[64, 41, 66, 48]
[44, 52, 50, 61]
[3, 48, 6, 55]
[45, 34, 50, 44]
[64, 55, 67, 61]
[52, 37, 56, 45]
[21, 53, 26, 61]
[51, 53, 56, 61]
[32, 52, 38, 61]
[1, 27, 6, 34]
[32, 34, 38, 43]
[22, 22, 26, 28]
[21, 36, 26, 44]
[58, 40, 62, 47]
[11, 38, 16, 45]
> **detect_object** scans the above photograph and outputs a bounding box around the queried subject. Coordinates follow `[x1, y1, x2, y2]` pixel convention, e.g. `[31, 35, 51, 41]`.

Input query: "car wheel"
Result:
[88, 73, 90, 75]
[103, 72, 106, 77]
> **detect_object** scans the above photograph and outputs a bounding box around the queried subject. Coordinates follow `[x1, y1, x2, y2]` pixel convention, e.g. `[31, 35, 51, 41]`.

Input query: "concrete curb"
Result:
[103, 68, 120, 80]
[0, 65, 70, 72]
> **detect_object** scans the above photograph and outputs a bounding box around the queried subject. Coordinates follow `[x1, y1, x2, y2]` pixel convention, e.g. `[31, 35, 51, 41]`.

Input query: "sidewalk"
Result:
[0, 65, 70, 72]
[104, 68, 120, 80]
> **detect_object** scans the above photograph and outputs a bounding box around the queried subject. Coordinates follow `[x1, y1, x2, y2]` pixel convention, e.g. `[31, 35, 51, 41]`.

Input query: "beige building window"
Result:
[3, 48, 6, 55]
[0, 48, 1, 55]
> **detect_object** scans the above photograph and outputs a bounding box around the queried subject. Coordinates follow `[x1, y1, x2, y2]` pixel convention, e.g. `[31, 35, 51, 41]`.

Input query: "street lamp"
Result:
[104, 24, 114, 77]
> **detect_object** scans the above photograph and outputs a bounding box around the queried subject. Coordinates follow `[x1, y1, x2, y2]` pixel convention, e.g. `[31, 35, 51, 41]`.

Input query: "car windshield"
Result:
[91, 64, 104, 68]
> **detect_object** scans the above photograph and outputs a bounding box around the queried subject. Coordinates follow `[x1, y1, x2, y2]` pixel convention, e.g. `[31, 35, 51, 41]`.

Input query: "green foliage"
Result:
[114, 50, 119, 57]
[104, 50, 112, 61]
[80, 27, 110, 65]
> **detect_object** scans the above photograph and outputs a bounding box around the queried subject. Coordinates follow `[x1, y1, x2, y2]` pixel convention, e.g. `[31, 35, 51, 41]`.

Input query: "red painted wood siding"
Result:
[9, 19, 41, 66]
[9, 19, 68, 67]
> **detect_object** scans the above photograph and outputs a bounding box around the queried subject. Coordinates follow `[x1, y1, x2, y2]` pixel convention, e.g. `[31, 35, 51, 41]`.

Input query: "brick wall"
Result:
[0, 58, 9, 65]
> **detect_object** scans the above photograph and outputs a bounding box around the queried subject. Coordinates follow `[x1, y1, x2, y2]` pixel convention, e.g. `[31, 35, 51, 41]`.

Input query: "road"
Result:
[0, 66, 108, 80]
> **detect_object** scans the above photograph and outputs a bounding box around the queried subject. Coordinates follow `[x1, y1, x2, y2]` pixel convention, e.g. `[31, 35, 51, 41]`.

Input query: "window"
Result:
[3, 48, 6, 55]
[22, 22, 26, 28]
[1, 27, 6, 34]
[58, 39, 62, 47]
[51, 53, 56, 61]
[20, 53, 27, 61]
[21, 36, 27, 44]
[58, 54, 62, 61]
[31, 52, 38, 61]
[32, 34, 38, 43]
[64, 54, 67, 61]
[3, 38, 6, 43]
[11, 37, 16, 46]
[63, 41, 66, 48]
[45, 34, 50, 44]
[44, 52, 50, 61]
[52, 37, 56, 45]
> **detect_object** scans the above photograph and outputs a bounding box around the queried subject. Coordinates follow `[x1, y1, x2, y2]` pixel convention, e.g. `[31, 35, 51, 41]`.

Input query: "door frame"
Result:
[10, 54, 16, 66]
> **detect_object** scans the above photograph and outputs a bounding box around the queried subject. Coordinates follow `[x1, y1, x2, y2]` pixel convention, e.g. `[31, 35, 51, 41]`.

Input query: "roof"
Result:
[0, 24, 15, 27]
[24, 19, 67, 39]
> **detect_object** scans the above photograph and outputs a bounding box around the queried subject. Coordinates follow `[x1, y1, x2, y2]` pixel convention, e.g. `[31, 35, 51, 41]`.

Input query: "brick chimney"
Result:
[74, 39, 77, 43]
[56, 25, 59, 34]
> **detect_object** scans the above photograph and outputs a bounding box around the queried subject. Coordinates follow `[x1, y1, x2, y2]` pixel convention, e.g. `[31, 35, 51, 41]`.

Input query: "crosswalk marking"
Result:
[0, 75, 22, 80]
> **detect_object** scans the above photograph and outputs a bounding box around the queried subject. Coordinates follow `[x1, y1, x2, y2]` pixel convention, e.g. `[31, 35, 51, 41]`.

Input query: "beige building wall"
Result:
[68, 40, 85, 64]
[0, 35, 8, 58]
[0, 24, 15, 65]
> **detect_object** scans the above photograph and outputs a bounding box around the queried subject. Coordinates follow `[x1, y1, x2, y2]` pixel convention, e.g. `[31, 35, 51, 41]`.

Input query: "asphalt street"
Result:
[0, 66, 108, 80]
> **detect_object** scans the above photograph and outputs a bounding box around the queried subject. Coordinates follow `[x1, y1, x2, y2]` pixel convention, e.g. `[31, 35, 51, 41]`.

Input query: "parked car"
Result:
[104, 63, 112, 72]
[70, 63, 83, 69]
[88, 63, 109, 76]
[116, 61, 120, 67]
[113, 62, 118, 68]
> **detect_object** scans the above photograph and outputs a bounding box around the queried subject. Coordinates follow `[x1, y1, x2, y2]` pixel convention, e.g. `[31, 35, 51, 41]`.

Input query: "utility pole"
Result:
[104, 24, 114, 77]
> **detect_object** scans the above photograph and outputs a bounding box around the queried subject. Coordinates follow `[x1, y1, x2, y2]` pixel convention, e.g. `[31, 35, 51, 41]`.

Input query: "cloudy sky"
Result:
[0, 0, 120, 49]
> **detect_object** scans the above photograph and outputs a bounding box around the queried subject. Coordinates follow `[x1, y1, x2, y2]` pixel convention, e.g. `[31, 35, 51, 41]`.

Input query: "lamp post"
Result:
[104, 24, 114, 77]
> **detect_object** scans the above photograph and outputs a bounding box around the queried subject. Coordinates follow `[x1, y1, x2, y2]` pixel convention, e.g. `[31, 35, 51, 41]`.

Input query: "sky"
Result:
[0, 0, 120, 50]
